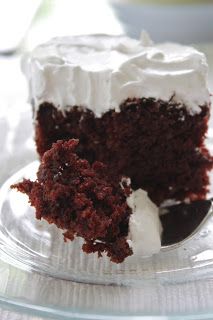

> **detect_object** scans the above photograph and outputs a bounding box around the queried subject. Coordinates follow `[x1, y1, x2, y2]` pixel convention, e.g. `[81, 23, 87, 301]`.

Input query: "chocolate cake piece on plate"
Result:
[12, 139, 162, 263]
[14, 32, 213, 263]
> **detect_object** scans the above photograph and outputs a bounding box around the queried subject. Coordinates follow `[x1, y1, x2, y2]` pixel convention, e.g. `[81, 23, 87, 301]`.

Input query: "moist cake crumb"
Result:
[35, 98, 213, 205]
[11, 139, 133, 263]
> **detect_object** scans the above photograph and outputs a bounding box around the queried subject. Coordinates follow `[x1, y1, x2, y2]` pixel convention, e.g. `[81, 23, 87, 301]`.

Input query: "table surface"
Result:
[0, 310, 51, 320]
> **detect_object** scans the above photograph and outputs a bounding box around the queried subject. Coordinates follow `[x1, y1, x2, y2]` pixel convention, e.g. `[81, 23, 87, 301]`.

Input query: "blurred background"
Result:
[1, 0, 213, 54]
[112, 0, 213, 43]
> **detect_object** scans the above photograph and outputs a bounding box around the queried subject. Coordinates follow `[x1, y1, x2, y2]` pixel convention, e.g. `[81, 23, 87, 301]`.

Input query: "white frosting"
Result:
[127, 189, 162, 257]
[22, 32, 210, 117]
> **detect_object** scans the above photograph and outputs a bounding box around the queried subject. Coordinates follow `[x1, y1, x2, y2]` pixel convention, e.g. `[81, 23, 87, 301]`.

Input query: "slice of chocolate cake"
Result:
[12, 139, 162, 263]
[22, 33, 213, 205]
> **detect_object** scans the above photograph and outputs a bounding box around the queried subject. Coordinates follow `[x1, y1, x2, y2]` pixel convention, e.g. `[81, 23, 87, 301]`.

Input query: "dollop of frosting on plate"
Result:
[127, 188, 162, 257]
[22, 32, 210, 117]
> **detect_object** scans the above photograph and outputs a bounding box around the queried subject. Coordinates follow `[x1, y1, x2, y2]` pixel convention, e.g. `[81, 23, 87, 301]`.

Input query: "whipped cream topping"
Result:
[22, 32, 210, 117]
[127, 189, 162, 257]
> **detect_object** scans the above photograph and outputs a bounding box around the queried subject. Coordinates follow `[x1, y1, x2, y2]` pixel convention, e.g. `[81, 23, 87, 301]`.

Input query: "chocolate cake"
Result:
[35, 99, 211, 205]
[15, 32, 213, 262]
[23, 33, 213, 206]
[11, 139, 211, 262]
[12, 139, 162, 263]
[12, 140, 133, 263]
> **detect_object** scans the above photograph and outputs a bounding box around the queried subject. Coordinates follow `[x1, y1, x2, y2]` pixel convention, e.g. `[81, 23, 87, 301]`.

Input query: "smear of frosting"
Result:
[22, 32, 210, 117]
[127, 189, 162, 257]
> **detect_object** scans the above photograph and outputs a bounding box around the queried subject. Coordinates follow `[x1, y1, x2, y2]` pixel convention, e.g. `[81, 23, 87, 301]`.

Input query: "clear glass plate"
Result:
[0, 160, 213, 286]
[0, 161, 213, 319]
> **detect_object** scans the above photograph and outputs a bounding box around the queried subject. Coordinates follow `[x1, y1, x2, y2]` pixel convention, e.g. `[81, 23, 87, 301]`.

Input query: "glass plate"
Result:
[0, 161, 213, 319]
[1, 160, 213, 285]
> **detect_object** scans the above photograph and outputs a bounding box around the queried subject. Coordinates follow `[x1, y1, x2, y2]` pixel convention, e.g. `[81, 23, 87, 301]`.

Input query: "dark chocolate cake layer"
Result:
[12, 139, 133, 263]
[35, 98, 213, 205]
